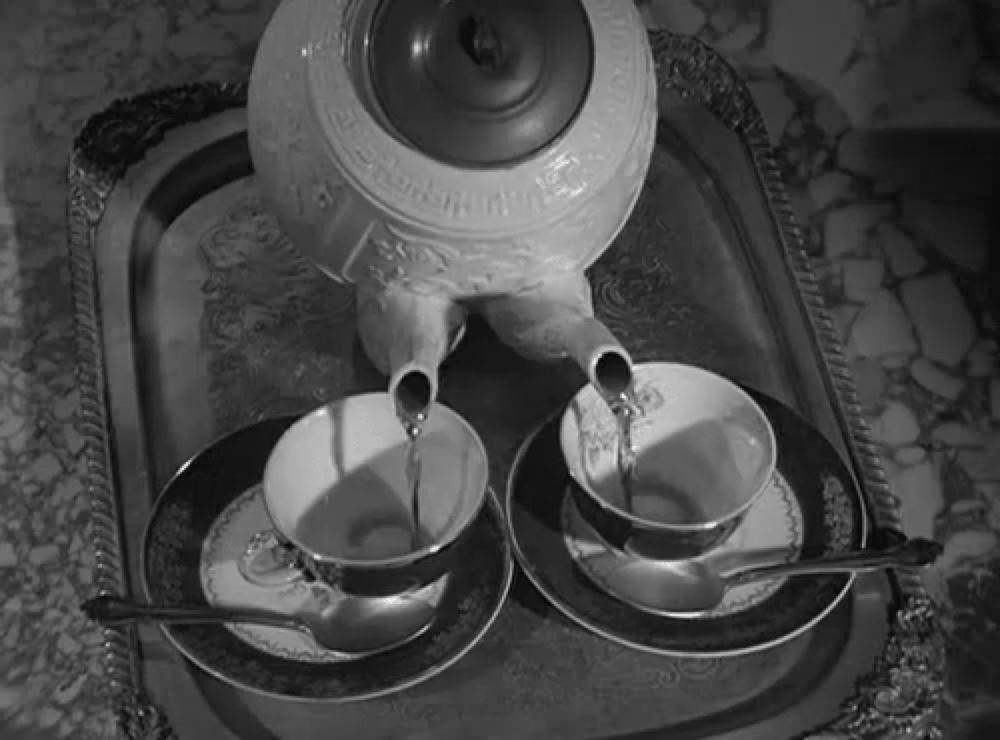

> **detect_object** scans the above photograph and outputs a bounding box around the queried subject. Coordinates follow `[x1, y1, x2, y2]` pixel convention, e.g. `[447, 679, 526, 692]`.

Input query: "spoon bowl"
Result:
[82, 593, 437, 656]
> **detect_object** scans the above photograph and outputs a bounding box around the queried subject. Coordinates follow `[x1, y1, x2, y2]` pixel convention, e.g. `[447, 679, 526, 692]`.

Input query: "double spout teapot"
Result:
[247, 0, 658, 411]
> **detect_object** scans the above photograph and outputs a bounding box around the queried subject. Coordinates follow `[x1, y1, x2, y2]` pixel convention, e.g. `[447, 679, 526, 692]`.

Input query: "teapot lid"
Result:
[367, 0, 593, 168]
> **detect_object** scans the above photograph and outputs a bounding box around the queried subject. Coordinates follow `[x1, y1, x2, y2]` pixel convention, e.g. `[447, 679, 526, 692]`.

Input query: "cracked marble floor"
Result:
[1, 0, 998, 738]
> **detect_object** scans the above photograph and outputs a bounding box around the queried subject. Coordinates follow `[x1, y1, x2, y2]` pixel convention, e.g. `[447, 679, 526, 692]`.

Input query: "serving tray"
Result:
[67, 31, 945, 740]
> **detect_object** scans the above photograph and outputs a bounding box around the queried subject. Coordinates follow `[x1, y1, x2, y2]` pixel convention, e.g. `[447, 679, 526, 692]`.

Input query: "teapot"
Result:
[247, 0, 657, 412]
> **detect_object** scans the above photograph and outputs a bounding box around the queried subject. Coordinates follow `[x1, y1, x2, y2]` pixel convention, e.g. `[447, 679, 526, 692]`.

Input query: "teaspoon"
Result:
[82, 593, 436, 656]
[589, 537, 942, 615]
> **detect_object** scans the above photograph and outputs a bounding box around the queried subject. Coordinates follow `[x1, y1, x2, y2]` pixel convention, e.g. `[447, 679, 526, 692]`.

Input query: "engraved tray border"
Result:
[66, 31, 945, 740]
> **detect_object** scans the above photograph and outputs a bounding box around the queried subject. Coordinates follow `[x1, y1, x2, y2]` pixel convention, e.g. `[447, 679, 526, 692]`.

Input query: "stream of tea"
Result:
[287, 383, 432, 560]
[399, 409, 425, 551]
[394, 372, 432, 552]
[602, 380, 758, 526]
[608, 387, 640, 515]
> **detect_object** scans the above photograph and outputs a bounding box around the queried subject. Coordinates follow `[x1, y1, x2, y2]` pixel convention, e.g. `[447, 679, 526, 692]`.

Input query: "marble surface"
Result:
[0, 0, 997, 737]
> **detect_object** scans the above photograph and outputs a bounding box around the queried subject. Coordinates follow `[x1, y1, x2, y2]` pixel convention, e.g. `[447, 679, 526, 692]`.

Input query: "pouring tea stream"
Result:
[590, 350, 641, 516]
[392, 369, 433, 551]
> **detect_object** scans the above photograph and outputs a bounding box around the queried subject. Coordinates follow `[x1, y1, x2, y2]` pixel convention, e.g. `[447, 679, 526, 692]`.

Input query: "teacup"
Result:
[239, 393, 489, 598]
[559, 362, 777, 561]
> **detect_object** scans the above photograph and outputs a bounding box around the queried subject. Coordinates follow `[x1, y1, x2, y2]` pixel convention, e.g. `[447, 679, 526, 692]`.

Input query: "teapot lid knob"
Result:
[366, 0, 594, 168]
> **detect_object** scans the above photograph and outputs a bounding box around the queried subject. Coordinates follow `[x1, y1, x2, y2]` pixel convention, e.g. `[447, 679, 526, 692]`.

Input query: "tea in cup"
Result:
[239, 393, 489, 597]
[559, 362, 777, 561]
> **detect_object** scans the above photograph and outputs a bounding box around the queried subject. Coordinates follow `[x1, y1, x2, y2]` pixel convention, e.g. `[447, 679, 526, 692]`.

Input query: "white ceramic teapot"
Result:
[247, 0, 657, 411]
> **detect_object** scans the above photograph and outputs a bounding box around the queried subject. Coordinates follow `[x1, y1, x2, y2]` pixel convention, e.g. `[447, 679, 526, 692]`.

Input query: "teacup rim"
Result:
[262, 392, 490, 567]
[558, 362, 778, 533]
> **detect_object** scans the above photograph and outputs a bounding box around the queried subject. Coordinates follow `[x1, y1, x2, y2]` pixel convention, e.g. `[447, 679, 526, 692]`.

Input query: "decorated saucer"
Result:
[199, 482, 451, 663]
[506, 388, 867, 657]
[565, 466, 805, 619]
[142, 416, 514, 701]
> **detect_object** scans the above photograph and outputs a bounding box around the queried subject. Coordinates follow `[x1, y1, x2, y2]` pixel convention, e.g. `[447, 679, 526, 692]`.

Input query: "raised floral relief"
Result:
[535, 153, 591, 202]
[311, 178, 345, 211]
[363, 222, 579, 297]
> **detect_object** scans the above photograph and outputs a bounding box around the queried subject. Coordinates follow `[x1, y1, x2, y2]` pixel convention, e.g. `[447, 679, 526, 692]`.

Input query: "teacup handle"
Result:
[238, 530, 306, 587]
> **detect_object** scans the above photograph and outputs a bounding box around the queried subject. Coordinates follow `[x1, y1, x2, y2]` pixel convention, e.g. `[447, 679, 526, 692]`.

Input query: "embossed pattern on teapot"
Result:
[247, 0, 658, 406]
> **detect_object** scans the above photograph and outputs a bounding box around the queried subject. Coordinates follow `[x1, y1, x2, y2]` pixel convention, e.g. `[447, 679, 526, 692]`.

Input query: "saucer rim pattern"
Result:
[141, 415, 514, 702]
[506, 388, 867, 658]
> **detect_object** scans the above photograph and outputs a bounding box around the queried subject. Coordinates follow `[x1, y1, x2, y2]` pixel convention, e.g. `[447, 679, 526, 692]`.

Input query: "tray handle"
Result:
[646, 28, 948, 740]
[69, 82, 250, 740]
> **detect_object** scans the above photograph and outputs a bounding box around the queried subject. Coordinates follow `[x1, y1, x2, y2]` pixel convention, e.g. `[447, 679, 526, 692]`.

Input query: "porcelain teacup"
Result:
[559, 363, 777, 562]
[239, 393, 488, 598]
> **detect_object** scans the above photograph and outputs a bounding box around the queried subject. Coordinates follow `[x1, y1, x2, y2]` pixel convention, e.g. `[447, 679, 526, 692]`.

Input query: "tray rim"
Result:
[65, 30, 946, 740]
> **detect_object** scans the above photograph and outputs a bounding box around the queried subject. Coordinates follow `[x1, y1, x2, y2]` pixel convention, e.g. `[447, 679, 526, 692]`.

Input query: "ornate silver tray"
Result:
[67, 32, 945, 740]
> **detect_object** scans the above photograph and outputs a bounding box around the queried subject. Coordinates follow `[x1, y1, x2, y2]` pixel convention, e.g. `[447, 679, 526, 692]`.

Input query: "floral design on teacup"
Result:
[577, 381, 666, 468]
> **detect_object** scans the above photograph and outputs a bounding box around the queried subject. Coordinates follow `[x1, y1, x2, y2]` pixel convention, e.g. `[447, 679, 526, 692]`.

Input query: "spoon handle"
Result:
[81, 594, 300, 631]
[727, 537, 943, 587]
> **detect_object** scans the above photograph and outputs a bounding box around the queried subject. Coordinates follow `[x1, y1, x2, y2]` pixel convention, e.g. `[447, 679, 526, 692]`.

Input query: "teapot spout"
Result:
[480, 272, 634, 401]
[563, 319, 635, 402]
[356, 284, 467, 418]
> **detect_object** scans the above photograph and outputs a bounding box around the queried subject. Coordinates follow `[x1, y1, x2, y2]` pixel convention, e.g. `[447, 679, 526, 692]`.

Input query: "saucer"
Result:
[564, 466, 804, 618]
[200, 483, 450, 663]
[142, 416, 513, 701]
[506, 388, 866, 657]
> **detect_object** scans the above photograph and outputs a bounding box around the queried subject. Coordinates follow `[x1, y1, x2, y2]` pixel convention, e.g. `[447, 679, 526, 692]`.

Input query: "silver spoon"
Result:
[589, 537, 942, 615]
[82, 593, 437, 656]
